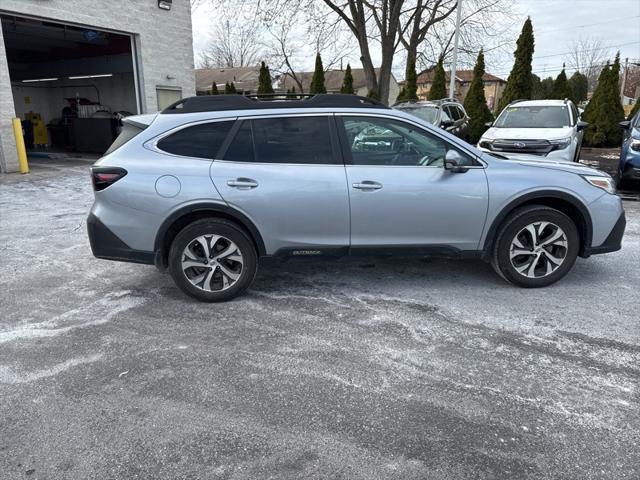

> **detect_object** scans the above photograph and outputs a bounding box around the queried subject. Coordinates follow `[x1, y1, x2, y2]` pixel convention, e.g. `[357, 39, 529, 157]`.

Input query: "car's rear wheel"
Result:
[169, 219, 257, 302]
[491, 206, 579, 287]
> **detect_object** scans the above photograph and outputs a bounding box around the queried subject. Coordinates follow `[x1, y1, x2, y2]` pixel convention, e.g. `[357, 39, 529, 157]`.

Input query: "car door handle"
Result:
[227, 178, 258, 189]
[352, 181, 382, 191]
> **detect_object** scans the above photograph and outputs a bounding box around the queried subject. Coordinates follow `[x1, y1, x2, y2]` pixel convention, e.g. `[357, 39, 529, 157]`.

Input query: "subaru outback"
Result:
[87, 94, 625, 302]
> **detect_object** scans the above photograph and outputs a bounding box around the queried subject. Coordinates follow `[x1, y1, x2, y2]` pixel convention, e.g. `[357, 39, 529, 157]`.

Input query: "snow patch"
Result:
[0, 353, 103, 384]
[0, 291, 145, 344]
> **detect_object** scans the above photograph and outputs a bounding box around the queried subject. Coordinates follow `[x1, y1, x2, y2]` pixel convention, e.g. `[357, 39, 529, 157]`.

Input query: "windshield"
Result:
[494, 106, 571, 128]
[397, 105, 440, 125]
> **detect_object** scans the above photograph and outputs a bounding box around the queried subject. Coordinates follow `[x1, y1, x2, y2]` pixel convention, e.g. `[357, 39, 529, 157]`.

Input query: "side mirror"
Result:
[484, 121, 493, 128]
[577, 120, 589, 131]
[444, 150, 469, 173]
[441, 120, 454, 128]
[619, 120, 631, 130]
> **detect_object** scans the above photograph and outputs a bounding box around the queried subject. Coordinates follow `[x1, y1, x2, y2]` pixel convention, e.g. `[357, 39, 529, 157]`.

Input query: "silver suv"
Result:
[87, 95, 625, 302]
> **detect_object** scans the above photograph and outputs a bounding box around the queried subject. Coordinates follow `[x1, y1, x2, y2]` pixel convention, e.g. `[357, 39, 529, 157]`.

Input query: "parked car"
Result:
[478, 99, 588, 163]
[394, 99, 469, 139]
[87, 94, 624, 302]
[618, 111, 640, 189]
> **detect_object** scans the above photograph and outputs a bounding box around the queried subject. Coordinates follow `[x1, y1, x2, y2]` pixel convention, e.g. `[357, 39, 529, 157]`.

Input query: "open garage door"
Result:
[1, 15, 140, 157]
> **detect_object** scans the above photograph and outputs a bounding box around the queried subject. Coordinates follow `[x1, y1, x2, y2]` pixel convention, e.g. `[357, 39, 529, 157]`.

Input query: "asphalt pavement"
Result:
[0, 157, 639, 479]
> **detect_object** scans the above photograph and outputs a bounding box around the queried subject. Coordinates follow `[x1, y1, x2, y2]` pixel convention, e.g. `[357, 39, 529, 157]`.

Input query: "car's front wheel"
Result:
[491, 206, 579, 287]
[169, 219, 257, 302]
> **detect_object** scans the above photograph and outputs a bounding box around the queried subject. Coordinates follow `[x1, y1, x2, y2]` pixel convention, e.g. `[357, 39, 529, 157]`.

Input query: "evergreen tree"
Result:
[396, 86, 408, 103]
[224, 82, 232, 94]
[211, 82, 219, 95]
[531, 74, 556, 100]
[568, 71, 588, 103]
[583, 53, 625, 147]
[340, 64, 355, 94]
[550, 65, 572, 100]
[428, 55, 447, 100]
[367, 88, 380, 100]
[310, 53, 327, 94]
[498, 17, 535, 110]
[463, 50, 494, 144]
[604, 53, 625, 145]
[396, 57, 420, 103]
[257, 61, 274, 94]
[629, 98, 640, 119]
[530, 74, 542, 99]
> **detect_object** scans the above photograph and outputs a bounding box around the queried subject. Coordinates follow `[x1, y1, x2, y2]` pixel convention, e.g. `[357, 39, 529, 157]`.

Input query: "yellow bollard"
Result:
[12, 118, 29, 174]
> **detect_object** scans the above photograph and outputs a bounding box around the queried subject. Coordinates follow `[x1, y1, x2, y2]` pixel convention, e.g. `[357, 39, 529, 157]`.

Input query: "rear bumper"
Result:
[87, 213, 155, 265]
[583, 211, 626, 256]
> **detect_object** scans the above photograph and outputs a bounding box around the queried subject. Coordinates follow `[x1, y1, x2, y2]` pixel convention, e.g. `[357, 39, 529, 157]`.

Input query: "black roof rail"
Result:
[162, 94, 390, 114]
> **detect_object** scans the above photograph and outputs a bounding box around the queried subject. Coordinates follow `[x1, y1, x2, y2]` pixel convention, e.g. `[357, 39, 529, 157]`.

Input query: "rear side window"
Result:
[105, 122, 145, 155]
[252, 117, 335, 164]
[157, 120, 234, 159]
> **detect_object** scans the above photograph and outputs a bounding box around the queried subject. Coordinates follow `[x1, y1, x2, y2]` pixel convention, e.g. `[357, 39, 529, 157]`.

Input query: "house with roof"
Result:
[279, 68, 400, 105]
[195, 67, 262, 95]
[416, 68, 506, 112]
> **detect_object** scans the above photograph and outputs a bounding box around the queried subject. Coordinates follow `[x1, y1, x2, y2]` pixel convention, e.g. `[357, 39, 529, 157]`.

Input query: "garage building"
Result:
[0, 0, 195, 173]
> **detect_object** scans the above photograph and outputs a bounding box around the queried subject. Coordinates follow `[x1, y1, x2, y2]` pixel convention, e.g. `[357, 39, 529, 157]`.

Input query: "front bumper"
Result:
[87, 213, 155, 265]
[583, 211, 626, 256]
[620, 165, 640, 181]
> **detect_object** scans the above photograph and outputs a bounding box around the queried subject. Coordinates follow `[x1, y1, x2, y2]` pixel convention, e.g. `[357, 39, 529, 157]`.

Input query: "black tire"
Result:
[168, 218, 257, 302]
[616, 173, 630, 192]
[491, 205, 580, 288]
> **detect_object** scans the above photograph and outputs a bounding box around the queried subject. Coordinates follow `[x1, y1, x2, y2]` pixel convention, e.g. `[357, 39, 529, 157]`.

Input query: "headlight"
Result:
[630, 139, 640, 152]
[550, 137, 572, 150]
[583, 175, 616, 194]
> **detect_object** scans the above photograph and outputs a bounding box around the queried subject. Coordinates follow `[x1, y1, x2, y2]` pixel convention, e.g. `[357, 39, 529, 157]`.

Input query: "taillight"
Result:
[91, 167, 127, 191]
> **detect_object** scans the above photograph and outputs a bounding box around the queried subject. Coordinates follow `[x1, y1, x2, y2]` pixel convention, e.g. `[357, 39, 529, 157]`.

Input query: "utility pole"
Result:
[449, 0, 463, 99]
[620, 57, 628, 103]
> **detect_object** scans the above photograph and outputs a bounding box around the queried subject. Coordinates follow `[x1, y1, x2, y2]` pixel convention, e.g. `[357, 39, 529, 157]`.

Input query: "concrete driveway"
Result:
[1, 159, 639, 479]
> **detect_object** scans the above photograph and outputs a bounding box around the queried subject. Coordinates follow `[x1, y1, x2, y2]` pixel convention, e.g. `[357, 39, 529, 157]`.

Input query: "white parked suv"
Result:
[478, 99, 589, 163]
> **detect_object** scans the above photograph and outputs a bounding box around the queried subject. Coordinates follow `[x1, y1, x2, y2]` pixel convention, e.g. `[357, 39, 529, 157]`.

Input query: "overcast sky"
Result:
[191, 0, 640, 80]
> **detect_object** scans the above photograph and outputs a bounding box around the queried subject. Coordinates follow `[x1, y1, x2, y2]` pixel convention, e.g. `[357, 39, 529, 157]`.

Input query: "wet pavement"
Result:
[0, 154, 639, 479]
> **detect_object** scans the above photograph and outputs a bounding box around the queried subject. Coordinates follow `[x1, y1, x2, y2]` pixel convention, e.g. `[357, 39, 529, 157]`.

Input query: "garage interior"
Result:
[1, 15, 139, 156]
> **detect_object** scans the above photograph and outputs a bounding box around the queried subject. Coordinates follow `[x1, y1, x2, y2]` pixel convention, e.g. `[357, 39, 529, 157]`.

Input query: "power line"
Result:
[534, 41, 640, 60]
[493, 59, 640, 78]
[533, 15, 640, 35]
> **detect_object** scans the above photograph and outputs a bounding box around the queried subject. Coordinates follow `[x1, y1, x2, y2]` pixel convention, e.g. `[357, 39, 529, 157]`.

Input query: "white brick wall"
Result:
[0, 0, 195, 172]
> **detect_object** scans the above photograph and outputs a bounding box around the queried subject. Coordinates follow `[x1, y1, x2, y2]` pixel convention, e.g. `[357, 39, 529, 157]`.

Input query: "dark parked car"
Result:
[394, 99, 469, 140]
[618, 111, 640, 189]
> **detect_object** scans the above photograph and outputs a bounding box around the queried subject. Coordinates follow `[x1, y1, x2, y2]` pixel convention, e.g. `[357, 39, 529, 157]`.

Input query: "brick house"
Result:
[416, 68, 506, 112]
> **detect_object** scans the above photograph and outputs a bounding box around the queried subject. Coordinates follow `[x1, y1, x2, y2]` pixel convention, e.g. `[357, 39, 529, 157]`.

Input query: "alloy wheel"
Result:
[509, 221, 569, 279]
[181, 234, 244, 292]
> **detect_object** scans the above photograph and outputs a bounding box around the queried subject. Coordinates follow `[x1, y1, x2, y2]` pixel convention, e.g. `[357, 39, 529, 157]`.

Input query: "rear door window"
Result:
[251, 116, 336, 164]
[157, 120, 234, 159]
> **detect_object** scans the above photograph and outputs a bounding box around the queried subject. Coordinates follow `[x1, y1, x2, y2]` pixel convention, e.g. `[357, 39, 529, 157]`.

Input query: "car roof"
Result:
[509, 99, 570, 107]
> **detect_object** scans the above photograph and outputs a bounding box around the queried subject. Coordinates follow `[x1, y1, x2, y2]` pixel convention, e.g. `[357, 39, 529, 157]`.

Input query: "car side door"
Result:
[337, 114, 489, 252]
[210, 114, 350, 255]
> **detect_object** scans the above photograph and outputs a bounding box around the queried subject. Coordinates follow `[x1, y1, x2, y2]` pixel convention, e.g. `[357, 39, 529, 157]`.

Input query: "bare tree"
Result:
[263, 2, 355, 93]
[398, 0, 458, 78]
[566, 37, 611, 91]
[319, 0, 406, 103]
[197, 8, 263, 69]
[411, 0, 514, 73]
